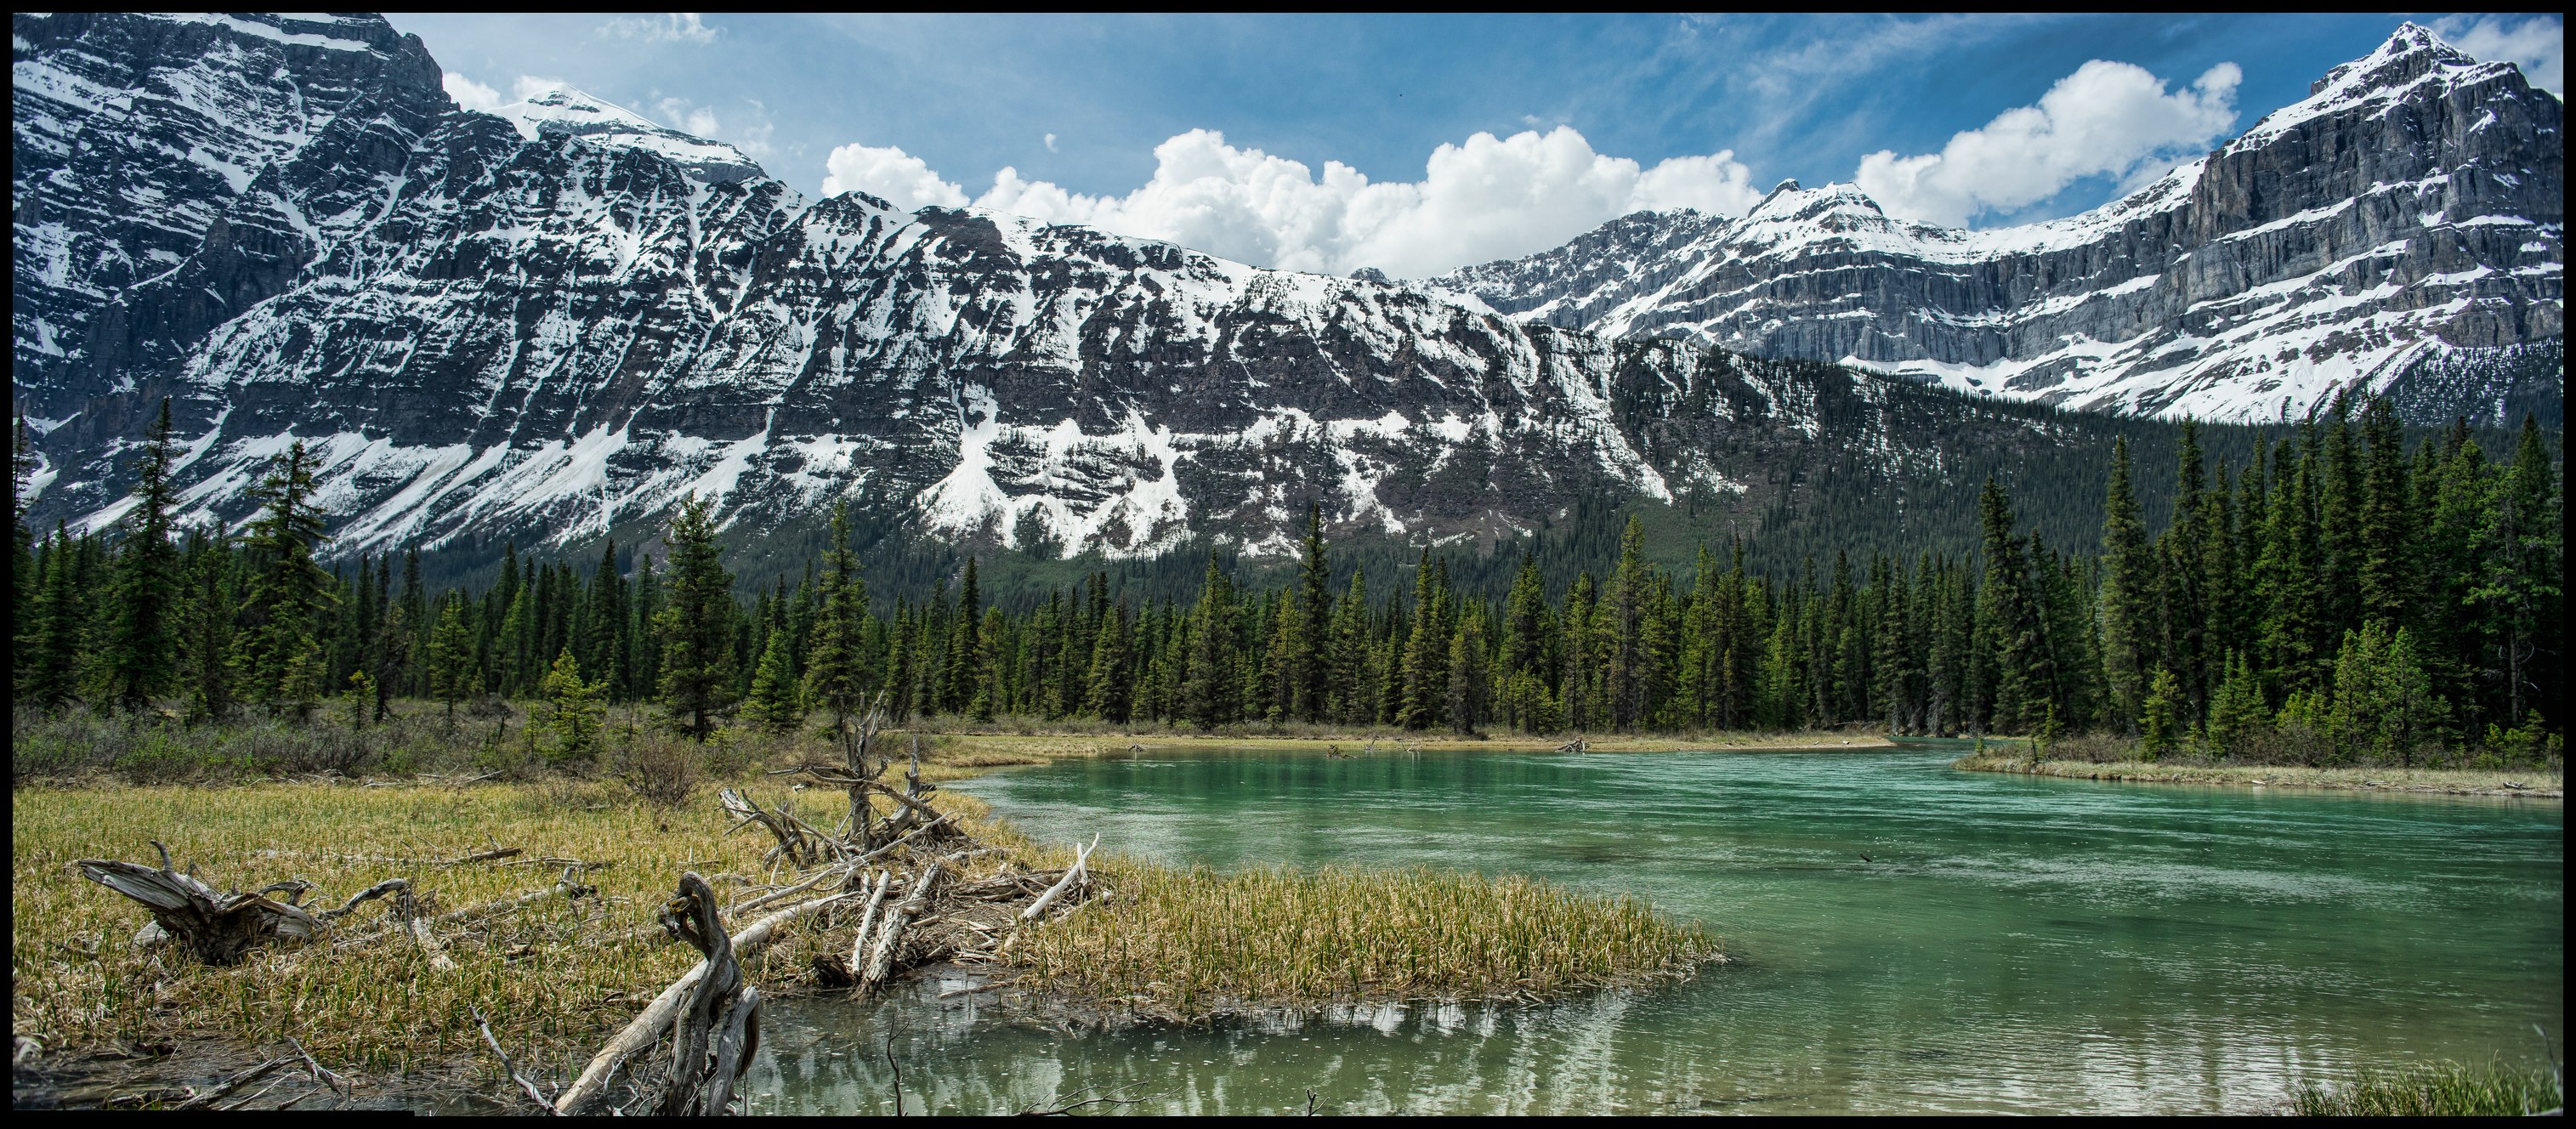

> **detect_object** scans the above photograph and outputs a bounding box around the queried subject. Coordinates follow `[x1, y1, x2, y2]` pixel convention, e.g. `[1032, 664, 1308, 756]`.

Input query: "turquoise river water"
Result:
[736, 742, 2562, 1115]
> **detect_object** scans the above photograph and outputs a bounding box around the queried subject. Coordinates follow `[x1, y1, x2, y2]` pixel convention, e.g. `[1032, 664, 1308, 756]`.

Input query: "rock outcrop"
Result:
[1435, 25, 2564, 423]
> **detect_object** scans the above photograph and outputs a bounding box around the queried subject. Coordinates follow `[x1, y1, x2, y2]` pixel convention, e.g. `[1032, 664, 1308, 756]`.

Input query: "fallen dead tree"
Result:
[75, 842, 411, 965]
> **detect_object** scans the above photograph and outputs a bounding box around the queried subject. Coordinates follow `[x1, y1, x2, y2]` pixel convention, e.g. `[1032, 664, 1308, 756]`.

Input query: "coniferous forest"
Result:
[13, 395, 2563, 766]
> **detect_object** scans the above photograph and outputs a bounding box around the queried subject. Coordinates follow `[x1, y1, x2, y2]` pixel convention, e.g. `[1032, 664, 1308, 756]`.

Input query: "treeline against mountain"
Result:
[15, 397, 2561, 767]
[2387, 338, 2564, 428]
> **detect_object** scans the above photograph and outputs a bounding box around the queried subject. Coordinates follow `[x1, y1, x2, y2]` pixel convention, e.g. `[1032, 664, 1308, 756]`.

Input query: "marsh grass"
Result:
[1017, 863, 1719, 1020]
[8, 776, 1018, 1085]
[14, 713, 1731, 1096]
[1953, 752, 2564, 797]
[2291, 1060, 2563, 1115]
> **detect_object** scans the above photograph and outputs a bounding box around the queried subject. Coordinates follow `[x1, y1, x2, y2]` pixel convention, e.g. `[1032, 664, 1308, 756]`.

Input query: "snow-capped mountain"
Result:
[1433, 25, 2563, 423]
[12, 15, 2557, 568]
[17, 10, 2170, 564]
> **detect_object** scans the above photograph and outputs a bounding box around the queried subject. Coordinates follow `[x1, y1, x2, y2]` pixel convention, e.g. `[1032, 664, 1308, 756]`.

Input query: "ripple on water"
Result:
[752, 748, 2562, 1115]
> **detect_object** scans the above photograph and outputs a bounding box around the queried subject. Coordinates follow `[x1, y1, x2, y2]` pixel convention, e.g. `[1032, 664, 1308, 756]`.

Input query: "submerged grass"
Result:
[2291, 1060, 2563, 1115]
[1016, 863, 1720, 1019]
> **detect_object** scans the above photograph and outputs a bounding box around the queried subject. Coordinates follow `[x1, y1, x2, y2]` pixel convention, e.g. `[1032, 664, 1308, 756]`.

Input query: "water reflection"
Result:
[739, 745, 2561, 1115]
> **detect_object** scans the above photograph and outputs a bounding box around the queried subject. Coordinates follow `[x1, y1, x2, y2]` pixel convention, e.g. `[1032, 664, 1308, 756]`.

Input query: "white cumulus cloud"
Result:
[1854, 59, 2241, 228]
[2437, 14, 2564, 95]
[826, 126, 1762, 279]
[821, 143, 968, 212]
[655, 97, 719, 138]
[600, 13, 719, 44]
[443, 72, 505, 112]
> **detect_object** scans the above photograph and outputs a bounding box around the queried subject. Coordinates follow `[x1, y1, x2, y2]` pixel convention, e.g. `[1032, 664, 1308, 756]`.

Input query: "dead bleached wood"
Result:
[555, 886, 861, 1115]
[836, 871, 894, 991]
[400, 892, 459, 972]
[1020, 835, 1098, 923]
[720, 788, 838, 869]
[651, 873, 762, 1116]
[860, 857, 949, 994]
[75, 842, 395, 966]
[173, 1057, 288, 1110]
[471, 1007, 557, 1115]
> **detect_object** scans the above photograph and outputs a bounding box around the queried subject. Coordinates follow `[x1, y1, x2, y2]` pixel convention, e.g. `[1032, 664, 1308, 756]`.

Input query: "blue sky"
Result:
[392, 12, 2564, 277]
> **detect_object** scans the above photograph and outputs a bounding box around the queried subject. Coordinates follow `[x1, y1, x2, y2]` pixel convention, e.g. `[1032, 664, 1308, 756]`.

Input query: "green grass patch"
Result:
[2291, 1060, 2563, 1116]
[1016, 863, 1719, 1019]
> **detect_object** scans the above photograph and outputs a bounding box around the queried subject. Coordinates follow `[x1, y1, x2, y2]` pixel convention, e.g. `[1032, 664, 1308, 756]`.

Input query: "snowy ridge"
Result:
[1433, 24, 2562, 423]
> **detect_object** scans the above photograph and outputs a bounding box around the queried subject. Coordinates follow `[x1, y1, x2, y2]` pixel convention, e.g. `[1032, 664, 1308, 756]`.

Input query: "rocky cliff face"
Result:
[1434, 25, 2564, 423]
[18, 17, 2556, 569]
[21, 10, 2114, 565]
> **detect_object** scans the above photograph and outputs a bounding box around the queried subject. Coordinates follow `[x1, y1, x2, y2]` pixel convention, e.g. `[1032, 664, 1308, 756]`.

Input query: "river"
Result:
[738, 741, 2563, 1115]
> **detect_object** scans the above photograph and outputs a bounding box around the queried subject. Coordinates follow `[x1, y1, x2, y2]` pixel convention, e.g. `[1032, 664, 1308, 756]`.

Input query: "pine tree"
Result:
[25, 526, 88, 707]
[428, 594, 475, 723]
[943, 558, 982, 713]
[236, 441, 333, 719]
[2206, 650, 2268, 755]
[1081, 597, 1132, 723]
[1294, 503, 1332, 722]
[2097, 438, 2153, 733]
[971, 606, 1006, 722]
[1315, 570, 1363, 726]
[2139, 667, 2184, 760]
[176, 533, 240, 722]
[1604, 516, 1653, 730]
[742, 628, 804, 735]
[538, 647, 608, 763]
[655, 495, 737, 740]
[803, 502, 872, 734]
[1396, 551, 1450, 730]
[1183, 551, 1237, 729]
[1977, 476, 2053, 735]
[1445, 612, 1491, 735]
[88, 399, 184, 711]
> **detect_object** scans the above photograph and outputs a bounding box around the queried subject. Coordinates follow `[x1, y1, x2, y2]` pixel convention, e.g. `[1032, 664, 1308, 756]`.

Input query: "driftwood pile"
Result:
[72, 698, 1103, 1116]
[552, 701, 1104, 1115]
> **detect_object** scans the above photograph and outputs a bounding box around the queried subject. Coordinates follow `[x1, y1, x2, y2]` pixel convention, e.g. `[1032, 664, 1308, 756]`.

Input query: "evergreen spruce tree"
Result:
[235, 441, 333, 719]
[803, 502, 872, 733]
[1082, 597, 1132, 723]
[1183, 551, 1238, 729]
[943, 558, 982, 713]
[2097, 438, 2153, 733]
[1445, 611, 1491, 735]
[742, 628, 805, 734]
[1977, 476, 2053, 735]
[25, 526, 88, 707]
[2206, 650, 2268, 756]
[655, 495, 737, 740]
[1294, 503, 1332, 722]
[538, 647, 607, 763]
[1396, 551, 1450, 730]
[1328, 570, 1373, 726]
[2139, 667, 2184, 760]
[91, 399, 184, 711]
[176, 533, 240, 722]
[972, 606, 1007, 722]
[428, 594, 475, 724]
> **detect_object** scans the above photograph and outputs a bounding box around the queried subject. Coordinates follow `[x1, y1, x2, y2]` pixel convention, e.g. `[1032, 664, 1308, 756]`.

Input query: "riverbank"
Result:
[1951, 752, 2562, 798]
[917, 728, 1894, 763]
[11, 763, 1716, 1109]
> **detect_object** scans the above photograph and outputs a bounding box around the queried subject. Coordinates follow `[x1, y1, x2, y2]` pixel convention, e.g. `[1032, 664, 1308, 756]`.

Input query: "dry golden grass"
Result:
[8, 776, 1021, 1083]
[1016, 863, 1719, 1019]
[1952, 752, 2563, 797]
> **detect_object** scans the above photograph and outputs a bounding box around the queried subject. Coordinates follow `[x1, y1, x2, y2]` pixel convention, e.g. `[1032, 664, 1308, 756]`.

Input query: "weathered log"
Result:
[77, 845, 339, 966]
[556, 887, 860, 1115]
[652, 873, 762, 1116]
[836, 871, 894, 991]
[1021, 835, 1098, 923]
[860, 858, 949, 994]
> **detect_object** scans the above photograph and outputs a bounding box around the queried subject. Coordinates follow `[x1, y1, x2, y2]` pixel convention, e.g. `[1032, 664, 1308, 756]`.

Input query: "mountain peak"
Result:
[480, 84, 768, 185]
